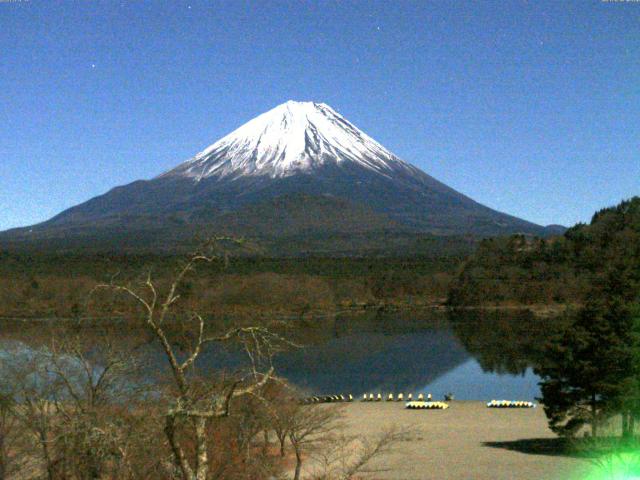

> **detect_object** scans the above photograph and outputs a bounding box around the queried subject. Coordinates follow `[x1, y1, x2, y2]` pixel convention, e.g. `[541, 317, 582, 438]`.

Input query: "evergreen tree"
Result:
[536, 262, 640, 438]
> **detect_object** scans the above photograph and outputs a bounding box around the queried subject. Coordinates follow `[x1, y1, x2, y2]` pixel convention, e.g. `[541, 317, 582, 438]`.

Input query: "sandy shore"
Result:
[331, 401, 592, 480]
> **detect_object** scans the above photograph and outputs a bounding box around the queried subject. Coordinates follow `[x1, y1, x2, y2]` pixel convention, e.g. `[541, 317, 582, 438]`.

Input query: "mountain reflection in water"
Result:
[275, 329, 469, 396]
[272, 309, 567, 399]
[0, 309, 568, 401]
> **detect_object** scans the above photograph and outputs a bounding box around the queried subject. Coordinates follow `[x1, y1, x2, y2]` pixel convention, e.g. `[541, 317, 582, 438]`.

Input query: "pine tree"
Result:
[536, 262, 640, 438]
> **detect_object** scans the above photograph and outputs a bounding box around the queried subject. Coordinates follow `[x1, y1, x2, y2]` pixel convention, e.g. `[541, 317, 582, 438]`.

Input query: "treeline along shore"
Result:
[2, 197, 638, 320]
[0, 253, 461, 319]
[448, 196, 640, 309]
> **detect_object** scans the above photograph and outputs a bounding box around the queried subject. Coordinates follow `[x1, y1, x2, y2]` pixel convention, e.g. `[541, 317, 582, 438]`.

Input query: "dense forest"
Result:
[4, 197, 639, 319]
[0, 252, 464, 318]
[448, 197, 640, 308]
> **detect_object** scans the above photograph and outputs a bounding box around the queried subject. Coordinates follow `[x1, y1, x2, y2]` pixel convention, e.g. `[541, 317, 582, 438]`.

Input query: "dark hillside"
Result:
[448, 197, 640, 307]
[0, 253, 465, 318]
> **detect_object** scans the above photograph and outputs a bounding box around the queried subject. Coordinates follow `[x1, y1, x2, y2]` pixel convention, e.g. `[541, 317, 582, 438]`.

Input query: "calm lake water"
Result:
[271, 310, 550, 400]
[0, 309, 563, 401]
[193, 308, 561, 401]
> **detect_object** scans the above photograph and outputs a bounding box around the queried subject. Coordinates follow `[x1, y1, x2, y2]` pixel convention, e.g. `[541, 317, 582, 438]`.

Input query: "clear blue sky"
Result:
[1, 0, 638, 231]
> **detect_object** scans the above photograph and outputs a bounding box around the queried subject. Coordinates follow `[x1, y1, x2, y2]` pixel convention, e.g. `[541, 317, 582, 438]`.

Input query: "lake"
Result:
[269, 309, 554, 400]
[0, 308, 565, 401]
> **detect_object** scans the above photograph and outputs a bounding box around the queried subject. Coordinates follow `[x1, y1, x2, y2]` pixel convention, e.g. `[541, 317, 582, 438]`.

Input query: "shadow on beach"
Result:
[483, 438, 598, 459]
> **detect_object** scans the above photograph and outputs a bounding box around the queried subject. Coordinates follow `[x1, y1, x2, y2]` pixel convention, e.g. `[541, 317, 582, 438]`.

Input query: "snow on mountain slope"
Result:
[161, 100, 417, 181]
[0, 100, 550, 254]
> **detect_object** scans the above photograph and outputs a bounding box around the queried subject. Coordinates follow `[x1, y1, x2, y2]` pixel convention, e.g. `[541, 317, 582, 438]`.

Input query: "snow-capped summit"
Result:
[161, 100, 413, 181]
[0, 101, 550, 254]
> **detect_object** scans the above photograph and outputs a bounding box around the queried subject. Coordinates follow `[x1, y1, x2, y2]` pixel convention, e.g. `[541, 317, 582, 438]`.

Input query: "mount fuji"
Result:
[1, 101, 556, 254]
[161, 101, 419, 180]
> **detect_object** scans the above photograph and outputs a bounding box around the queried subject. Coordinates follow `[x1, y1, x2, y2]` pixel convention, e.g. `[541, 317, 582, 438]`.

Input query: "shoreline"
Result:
[0, 301, 575, 323]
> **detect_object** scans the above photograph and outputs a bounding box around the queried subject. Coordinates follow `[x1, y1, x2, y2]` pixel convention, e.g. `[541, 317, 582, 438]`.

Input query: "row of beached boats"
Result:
[300, 394, 354, 404]
[300, 394, 536, 409]
[406, 401, 449, 410]
[486, 400, 536, 408]
[361, 393, 434, 402]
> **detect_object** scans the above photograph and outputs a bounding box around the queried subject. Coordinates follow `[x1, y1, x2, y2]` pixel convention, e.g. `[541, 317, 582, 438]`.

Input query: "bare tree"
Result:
[310, 426, 414, 480]
[0, 392, 17, 480]
[1, 323, 162, 480]
[93, 241, 294, 480]
[272, 401, 297, 458]
[45, 327, 151, 480]
[287, 404, 343, 480]
[260, 384, 299, 458]
[4, 344, 63, 480]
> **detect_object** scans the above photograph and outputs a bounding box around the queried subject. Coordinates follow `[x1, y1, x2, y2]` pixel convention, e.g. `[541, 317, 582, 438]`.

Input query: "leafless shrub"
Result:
[0, 323, 163, 480]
